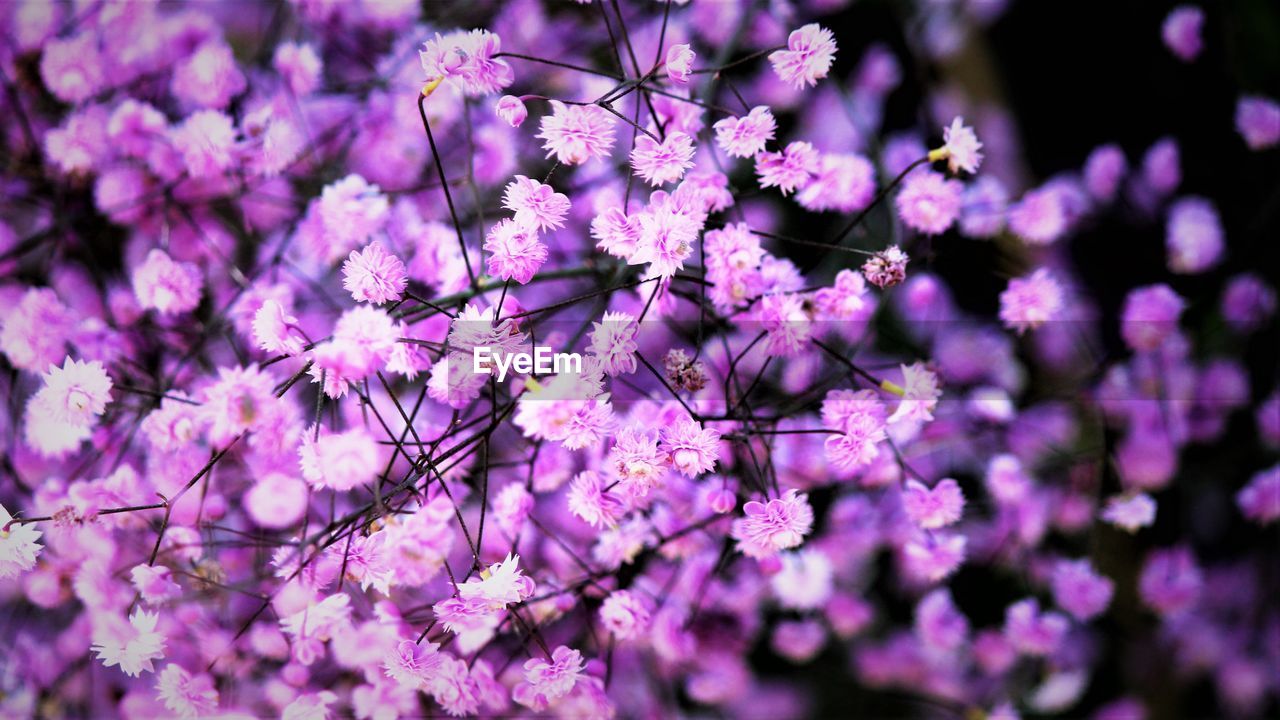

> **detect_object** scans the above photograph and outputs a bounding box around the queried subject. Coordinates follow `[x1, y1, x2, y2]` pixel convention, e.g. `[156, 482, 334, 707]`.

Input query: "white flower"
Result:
[941, 116, 983, 175]
[887, 363, 942, 424]
[91, 609, 167, 677]
[0, 503, 43, 578]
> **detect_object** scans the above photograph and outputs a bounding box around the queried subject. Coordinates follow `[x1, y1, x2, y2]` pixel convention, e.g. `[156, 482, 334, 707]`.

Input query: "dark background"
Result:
[760, 1, 1280, 717]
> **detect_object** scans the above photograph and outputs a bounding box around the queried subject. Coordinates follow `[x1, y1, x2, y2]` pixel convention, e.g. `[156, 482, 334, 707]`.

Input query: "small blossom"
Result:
[756, 141, 820, 195]
[600, 590, 653, 640]
[253, 299, 306, 356]
[915, 588, 969, 652]
[862, 245, 909, 289]
[1235, 95, 1280, 150]
[300, 425, 383, 491]
[91, 609, 167, 677]
[274, 41, 323, 96]
[567, 470, 627, 529]
[903, 532, 966, 582]
[342, 241, 408, 304]
[156, 664, 219, 718]
[1051, 559, 1114, 621]
[665, 44, 695, 85]
[821, 389, 887, 471]
[886, 363, 942, 425]
[660, 416, 721, 477]
[1120, 284, 1185, 352]
[419, 29, 513, 96]
[1003, 598, 1068, 656]
[133, 249, 203, 315]
[485, 219, 548, 284]
[538, 101, 616, 165]
[901, 478, 965, 529]
[496, 95, 528, 127]
[1101, 493, 1157, 533]
[731, 489, 815, 559]
[1236, 464, 1280, 524]
[610, 426, 668, 497]
[896, 170, 963, 235]
[514, 646, 584, 711]
[713, 106, 776, 158]
[1007, 186, 1065, 245]
[588, 311, 639, 376]
[131, 565, 182, 604]
[769, 24, 837, 89]
[32, 357, 112, 428]
[1139, 546, 1201, 616]
[173, 110, 237, 178]
[503, 175, 571, 231]
[999, 268, 1064, 334]
[631, 131, 696, 186]
[384, 639, 443, 690]
[1165, 196, 1224, 274]
[940, 116, 983, 174]
[172, 40, 247, 109]
[0, 503, 43, 579]
[664, 348, 708, 392]
[1162, 6, 1204, 62]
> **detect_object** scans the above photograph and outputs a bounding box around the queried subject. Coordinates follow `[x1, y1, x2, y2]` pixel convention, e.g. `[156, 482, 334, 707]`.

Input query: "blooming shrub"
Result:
[0, 1, 1277, 719]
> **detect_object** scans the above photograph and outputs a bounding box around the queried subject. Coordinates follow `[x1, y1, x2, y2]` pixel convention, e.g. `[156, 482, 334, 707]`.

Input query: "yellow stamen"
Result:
[421, 77, 444, 98]
[928, 147, 950, 163]
[880, 379, 906, 397]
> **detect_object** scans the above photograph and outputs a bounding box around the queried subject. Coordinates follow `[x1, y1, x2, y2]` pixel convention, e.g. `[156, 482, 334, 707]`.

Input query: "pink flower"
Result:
[1084, 144, 1128, 202]
[173, 110, 237, 178]
[600, 590, 653, 640]
[130, 564, 181, 604]
[1139, 546, 1202, 616]
[0, 287, 75, 372]
[1120, 284, 1184, 352]
[1237, 464, 1280, 524]
[171, 40, 247, 109]
[769, 24, 837, 89]
[713, 106, 776, 158]
[630, 195, 699, 277]
[1003, 598, 1067, 656]
[660, 416, 721, 477]
[915, 588, 969, 652]
[903, 532, 966, 582]
[901, 478, 965, 529]
[610, 426, 668, 497]
[484, 218, 548, 284]
[1162, 6, 1204, 62]
[887, 362, 942, 424]
[419, 29, 513, 96]
[316, 174, 390, 261]
[32, 357, 112, 428]
[299, 425, 383, 491]
[156, 664, 219, 718]
[91, 609, 167, 677]
[0, 503, 43, 579]
[1008, 186, 1066, 245]
[896, 170, 963, 235]
[384, 639, 443, 690]
[796, 153, 877, 213]
[1100, 492, 1156, 533]
[591, 206, 641, 258]
[538, 101, 616, 165]
[200, 365, 283, 446]
[941, 116, 983, 174]
[342, 241, 408, 304]
[253, 299, 307, 356]
[39, 31, 107, 103]
[631, 131, 696, 186]
[1235, 95, 1280, 150]
[999, 268, 1064, 334]
[496, 95, 528, 127]
[132, 249, 203, 315]
[1051, 559, 1114, 621]
[244, 472, 309, 529]
[503, 175, 571, 231]
[756, 141, 820, 195]
[731, 489, 815, 559]
[273, 41, 323, 96]
[822, 389, 888, 471]
[588, 311, 639, 376]
[567, 470, 627, 529]
[514, 646, 584, 711]
[1165, 196, 1223, 274]
[665, 44, 695, 85]
[862, 245, 909, 289]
